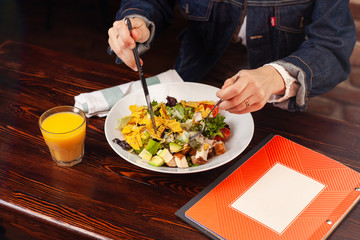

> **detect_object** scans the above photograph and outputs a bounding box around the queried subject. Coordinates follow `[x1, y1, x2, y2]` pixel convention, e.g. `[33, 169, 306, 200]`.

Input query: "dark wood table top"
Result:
[0, 40, 360, 240]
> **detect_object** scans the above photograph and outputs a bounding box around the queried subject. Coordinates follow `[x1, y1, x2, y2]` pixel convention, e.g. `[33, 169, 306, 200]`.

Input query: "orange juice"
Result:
[40, 108, 86, 166]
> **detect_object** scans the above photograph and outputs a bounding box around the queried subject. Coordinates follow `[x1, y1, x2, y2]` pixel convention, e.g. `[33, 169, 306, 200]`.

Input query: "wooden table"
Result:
[0, 41, 359, 240]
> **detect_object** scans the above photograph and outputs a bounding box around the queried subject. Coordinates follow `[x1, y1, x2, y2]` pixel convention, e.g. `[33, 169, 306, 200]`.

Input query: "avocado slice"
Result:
[145, 139, 160, 155]
[148, 156, 165, 167]
[169, 142, 182, 153]
[139, 149, 152, 162]
[157, 148, 173, 163]
[115, 116, 132, 130]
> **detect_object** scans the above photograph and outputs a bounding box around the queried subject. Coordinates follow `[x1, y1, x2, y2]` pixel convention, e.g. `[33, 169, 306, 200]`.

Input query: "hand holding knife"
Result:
[125, 17, 157, 134]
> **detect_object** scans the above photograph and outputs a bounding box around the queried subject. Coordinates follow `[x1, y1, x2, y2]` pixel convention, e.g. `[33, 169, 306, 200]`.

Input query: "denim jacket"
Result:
[114, 0, 356, 111]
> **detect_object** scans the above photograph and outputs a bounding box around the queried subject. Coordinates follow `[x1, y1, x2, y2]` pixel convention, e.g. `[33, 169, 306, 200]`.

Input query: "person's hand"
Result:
[108, 17, 150, 71]
[216, 65, 286, 114]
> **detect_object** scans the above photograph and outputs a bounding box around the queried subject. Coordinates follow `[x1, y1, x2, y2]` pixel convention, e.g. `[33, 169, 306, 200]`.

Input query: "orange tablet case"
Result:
[176, 135, 360, 239]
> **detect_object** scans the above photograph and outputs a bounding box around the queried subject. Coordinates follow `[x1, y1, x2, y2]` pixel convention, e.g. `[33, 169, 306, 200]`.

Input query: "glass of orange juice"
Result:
[39, 106, 86, 167]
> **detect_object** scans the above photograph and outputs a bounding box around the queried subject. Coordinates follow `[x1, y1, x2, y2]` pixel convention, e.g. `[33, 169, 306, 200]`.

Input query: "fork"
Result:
[189, 74, 240, 141]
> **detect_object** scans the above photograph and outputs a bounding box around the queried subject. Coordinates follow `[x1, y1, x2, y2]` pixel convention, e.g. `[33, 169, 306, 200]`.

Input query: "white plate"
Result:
[104, 82, 254, 174]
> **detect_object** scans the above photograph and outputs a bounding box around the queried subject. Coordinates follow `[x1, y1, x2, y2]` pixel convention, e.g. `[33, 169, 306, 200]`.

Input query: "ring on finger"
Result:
[244, 98, 250, 108]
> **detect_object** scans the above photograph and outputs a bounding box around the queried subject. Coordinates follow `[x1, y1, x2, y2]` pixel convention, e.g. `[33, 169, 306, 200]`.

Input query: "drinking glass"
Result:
[39, 106, 86, 167]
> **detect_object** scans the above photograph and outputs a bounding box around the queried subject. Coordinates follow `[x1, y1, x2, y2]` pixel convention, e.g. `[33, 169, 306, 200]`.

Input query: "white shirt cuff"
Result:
[266, 63, 300, 103]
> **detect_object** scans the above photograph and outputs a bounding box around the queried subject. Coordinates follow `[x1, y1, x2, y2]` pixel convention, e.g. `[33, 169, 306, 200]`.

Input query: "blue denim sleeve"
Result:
[116, 0, 176, 37]
[277, 0, 356, 111]
[108, 0, 176, 64]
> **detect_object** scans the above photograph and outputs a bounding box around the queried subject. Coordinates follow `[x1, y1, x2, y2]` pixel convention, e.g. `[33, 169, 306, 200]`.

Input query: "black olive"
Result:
[112, 138, 132, 151]
[165, 96, 177, 107]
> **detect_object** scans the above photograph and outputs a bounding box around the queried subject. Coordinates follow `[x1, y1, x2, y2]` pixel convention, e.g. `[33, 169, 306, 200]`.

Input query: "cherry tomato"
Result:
[200, 103, 219, 117]
[214, 127, 231, 141]
[206, 104, 219, 117]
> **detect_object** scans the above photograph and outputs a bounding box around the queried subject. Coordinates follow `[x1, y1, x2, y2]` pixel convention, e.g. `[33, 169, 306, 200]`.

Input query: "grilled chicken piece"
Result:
[191, 155, 207, 165]
[174, 153, 189, 168]
[214, 141, 226, 155]
[189, 147, 197, 156]
[180, 144, 191, 155]
[165, 158, 177, 167]
[192, 138, 214, 165]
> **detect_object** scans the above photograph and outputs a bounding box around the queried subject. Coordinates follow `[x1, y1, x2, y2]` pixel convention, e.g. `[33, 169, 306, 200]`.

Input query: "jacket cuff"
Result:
[125, 14, 156, 53]
[271, 59, 309, 111]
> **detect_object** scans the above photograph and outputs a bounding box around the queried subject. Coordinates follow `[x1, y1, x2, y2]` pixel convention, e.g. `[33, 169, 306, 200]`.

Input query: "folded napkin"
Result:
[74, 69, 183, 118]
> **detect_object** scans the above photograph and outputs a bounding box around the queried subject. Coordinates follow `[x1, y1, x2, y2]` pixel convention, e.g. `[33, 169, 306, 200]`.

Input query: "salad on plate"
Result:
[112, 96, 231, 168]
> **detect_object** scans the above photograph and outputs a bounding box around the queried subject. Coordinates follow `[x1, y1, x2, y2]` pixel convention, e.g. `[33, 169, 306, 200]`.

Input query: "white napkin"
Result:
[74, 69, 183, 117]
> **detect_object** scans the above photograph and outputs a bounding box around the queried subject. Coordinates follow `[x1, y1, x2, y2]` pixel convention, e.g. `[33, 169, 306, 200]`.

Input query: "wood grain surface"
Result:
[0, 41, 359, 240]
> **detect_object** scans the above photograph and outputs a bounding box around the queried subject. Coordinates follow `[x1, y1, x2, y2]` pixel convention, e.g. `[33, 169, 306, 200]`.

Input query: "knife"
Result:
[125, 17, 157, 134]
